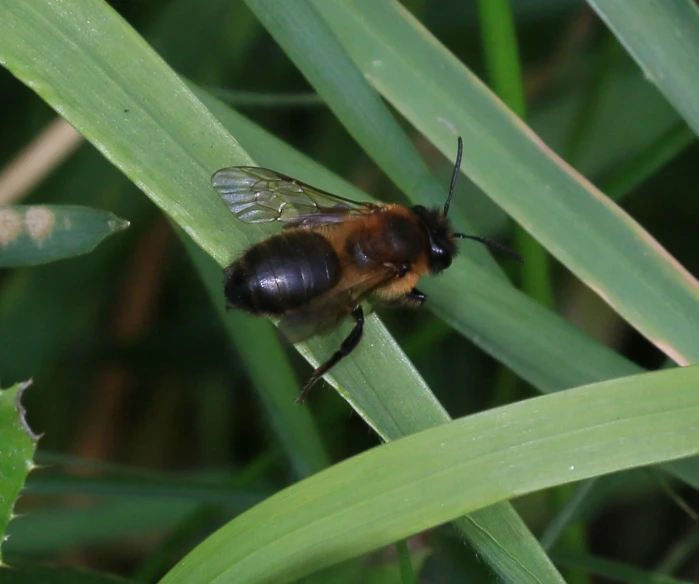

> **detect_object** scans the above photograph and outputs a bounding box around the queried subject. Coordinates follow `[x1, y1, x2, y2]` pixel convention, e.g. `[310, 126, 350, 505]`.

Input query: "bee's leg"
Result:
[297, 305, 364, 404]
[379, 288, 427, 310]
[404, 288, 427, 308]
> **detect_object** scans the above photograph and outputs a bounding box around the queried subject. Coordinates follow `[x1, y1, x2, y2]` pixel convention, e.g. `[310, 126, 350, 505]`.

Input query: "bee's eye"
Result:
[428, 243, 452, 273]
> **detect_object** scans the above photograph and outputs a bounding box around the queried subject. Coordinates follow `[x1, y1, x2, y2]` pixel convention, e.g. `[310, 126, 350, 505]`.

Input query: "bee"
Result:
[212, 137, 521, 403]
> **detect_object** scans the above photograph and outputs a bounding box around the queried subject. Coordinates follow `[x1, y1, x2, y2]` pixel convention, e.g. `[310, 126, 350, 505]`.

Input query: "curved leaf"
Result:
[161, 365, 699, 584]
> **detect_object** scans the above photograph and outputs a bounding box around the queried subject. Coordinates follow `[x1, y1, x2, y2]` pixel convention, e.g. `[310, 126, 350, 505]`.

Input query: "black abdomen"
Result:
[224, 231, 341, 314]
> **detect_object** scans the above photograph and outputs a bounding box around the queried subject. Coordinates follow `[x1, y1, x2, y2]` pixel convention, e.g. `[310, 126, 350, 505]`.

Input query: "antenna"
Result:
[454, 233, 524, 263]
[442, 136, 463, 218]
[444, 137, 523, 263]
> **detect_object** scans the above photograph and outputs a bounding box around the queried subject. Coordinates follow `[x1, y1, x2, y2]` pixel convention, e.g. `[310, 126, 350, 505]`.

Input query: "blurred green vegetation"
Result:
[1, 0, 698, 583]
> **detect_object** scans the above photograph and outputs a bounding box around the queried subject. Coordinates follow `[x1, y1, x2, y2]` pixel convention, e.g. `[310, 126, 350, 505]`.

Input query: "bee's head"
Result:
[414, 137, 522, 275]
[411, 205, 456, 274]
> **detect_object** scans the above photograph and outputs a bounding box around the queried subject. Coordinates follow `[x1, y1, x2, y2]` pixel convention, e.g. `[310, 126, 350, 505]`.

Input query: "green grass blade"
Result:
[161, 365, 699, 584]
[316, 0, 699, 365]
[587, 0, 699, 137]
[0, 205, 128, 267]
[395, 539, 416, 584]
[478, 0, 555, 311]
[0, 381, 37, 563]
[478, 0, 526, 119]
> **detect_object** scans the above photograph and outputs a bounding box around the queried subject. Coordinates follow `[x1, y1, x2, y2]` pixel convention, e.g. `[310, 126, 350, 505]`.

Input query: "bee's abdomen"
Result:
[224, 231, 341, 314]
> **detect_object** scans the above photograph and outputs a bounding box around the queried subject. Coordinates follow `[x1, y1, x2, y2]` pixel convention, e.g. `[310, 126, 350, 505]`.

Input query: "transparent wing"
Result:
[212, 166, 375, 226]
[279, 265, 398, 344]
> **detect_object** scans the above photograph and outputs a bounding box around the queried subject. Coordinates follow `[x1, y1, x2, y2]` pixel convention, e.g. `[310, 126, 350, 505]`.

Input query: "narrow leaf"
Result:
[161, 365, 699, 584]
